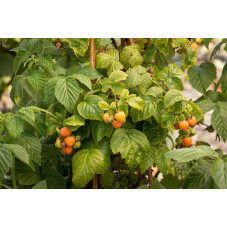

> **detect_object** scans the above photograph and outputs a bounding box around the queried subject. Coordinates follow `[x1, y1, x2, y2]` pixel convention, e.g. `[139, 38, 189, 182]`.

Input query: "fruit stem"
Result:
[11, 154, 17, 189]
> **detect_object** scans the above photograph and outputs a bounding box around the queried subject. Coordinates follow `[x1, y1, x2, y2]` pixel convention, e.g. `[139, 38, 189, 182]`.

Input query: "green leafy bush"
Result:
[0, 38, 226, 189]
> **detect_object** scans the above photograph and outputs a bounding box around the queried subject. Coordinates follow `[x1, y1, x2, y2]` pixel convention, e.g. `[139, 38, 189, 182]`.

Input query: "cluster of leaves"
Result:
[0, 38, 226, 189]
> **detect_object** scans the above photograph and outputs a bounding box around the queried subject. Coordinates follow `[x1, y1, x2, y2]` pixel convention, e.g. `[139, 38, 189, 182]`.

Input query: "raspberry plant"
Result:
[0, 38, 226, 189]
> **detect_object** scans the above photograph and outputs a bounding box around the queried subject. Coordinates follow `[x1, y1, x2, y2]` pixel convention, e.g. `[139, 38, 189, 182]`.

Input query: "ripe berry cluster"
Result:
[55, 127, 81, 155]
[103, 111, 126, 129]
[175, 116, 197, 147]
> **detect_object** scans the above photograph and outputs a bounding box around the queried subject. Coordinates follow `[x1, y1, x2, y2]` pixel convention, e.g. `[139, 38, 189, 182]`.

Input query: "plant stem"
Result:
[167, 135, 175, 150]
[148, 167, 154, 188]
[1, 184, 12, 189]
[90, 38, 95, 68]
[11, 154, 17, 189]
[90, 38, 98, 189]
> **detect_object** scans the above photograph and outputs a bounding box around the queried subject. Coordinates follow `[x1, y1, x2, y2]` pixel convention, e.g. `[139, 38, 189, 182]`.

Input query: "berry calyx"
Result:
[64, 136, 76, 147]
[190, 42, 198, 51]
[188, 116, 197, 127]
[60, 127, 72, 137]
[112, 120, 123, 128]
[179, 120, 189, 130]
[63, 146, 73, 155]
[103, 113, 110, 123]
[183, 137, 192, 147]
[174, 124, 180, 130]
[115, 111, 126, 122]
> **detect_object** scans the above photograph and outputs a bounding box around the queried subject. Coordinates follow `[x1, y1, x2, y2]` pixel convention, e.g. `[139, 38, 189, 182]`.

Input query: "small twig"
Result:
[120, 38, 126, 50]
[111, 38, 118, 49]
[135, 171, 143, 188]
[0, 184, 12, 189]
[148, 167, 154, 188]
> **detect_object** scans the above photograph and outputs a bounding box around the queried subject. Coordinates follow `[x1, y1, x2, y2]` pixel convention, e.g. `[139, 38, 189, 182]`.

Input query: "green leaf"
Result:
[27, 71, 46, 96]
[96, 49, 123, 75]
[110, 129, 151, 170]
[143, 120, 168, 145]
[10, 75, 25, 103]
[15, 160, 41, 186]
[144, 86, 163, 97]
[161, 111, 175, 128]
[111, 82, 125, 95]
[126, 96, 143, 111]
[152, 38, 170, 56]
[71, 74, 92, 90]
[153, 98, 165, 123]
[72, 149, 106, 188]
[5, 144, 30, 166]
[183, 160, 216, 189]
[80, 138, 111, 173]
[158, 64, 185, 90]
[143, 43, 157, 63]
[32, 180, 47, 189]
[165, 145, 218, 162]
[188, 101, 204, 122]
[120, 89, 129, 99]
[109, 70, 128, 82]
[16, 132, 42, 165]
[188, 62, 217, 95]
[164, 90, 184, 107]
[171, 100, 186, 114]
[138, 73, 153, 94]
[117, 100, 128, 116]
[44, 77, 60, 105]
[197, 99, 215, 113]
[62, 38, 89, 56]
[5, 115, 24, 138]
[210, 41, 224, 60]
[125, 66, 147, 88]
[203, 38, 212, 49]
[77, 95, 104, 121]
[66, 66, 102, 80]
[95, 53, 112, 68]
[154, 145, 172, 174]
[172, 38, 189, 48]
[55, 76, 80, 112]
[0, 144, 13, 181]
[42, 162, 65, 189]
[211, 102, 227, 142]
[38, 53, 55, 71]
[211, 159, 227, 189]
[14, 51, 31, 73]
[19, 107, 35, 122]
[120, 44, 143, 70]
[183, 46, 197, 69]
[131, 95, 157, 122]
[139, 146, 155, 173]
[101, 169, 114, 189]
[90, 121, 113, 144]
[98, 101, 110, 111]
[160, 174, 182, 189]
[64, 115, 85, 127]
